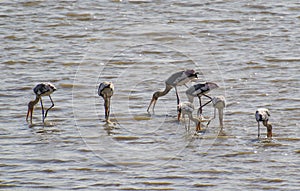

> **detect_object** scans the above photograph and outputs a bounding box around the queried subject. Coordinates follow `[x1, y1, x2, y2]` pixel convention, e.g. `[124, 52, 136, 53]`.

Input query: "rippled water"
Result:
[1, 0, 299, 190]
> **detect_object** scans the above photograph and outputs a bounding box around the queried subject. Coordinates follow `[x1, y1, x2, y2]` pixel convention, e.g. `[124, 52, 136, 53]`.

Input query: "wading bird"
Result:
[26, 82, 56, 123]
[98, 82, 114, 123]
[177, 102, 201, 132]
[185, 82, 219, 115]
[255, 108, 272, 138]
[207, 96, 226, 128]
[147, 69, 199, 112]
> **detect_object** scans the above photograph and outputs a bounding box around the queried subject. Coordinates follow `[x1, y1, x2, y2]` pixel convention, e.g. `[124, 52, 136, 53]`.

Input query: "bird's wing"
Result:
[192, 83, 208, 95]
[34, 83, 53, 96]
[168, 71, 185, 86]
[185, 70, 199, 80]
[98, 82, 114, 96]
[98, 83, 108, 96]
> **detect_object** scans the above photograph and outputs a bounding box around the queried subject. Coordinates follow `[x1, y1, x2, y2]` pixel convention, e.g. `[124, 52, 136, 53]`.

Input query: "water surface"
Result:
[1, 0, 299, 190]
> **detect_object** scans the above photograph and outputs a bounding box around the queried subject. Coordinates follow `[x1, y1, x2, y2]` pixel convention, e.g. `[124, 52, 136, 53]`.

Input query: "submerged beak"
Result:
[147, 97, 157, 112]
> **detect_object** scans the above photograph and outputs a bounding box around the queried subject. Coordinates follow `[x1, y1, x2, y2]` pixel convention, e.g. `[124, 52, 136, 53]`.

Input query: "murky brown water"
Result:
[1, 0, 299, 190]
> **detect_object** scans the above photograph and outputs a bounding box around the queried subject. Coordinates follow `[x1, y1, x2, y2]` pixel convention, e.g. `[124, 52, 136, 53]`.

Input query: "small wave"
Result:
[113, 136, 140, 141]
[265, 57, 300, 62]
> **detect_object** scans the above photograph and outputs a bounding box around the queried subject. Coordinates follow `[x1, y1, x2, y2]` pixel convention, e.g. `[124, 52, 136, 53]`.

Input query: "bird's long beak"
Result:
[196, 121, 201, 132]
[147, 97, 157, 112]
[267, 124, 272, 138]
[26, 106, 33, 122]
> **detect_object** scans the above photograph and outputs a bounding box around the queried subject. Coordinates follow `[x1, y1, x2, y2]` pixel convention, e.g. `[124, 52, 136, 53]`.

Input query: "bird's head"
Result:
[50, 84, 57, 92]
[185, 69, 199, 81]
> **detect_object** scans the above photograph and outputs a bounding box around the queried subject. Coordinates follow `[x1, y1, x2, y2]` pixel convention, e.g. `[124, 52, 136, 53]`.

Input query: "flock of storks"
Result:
[26, 69, 272, 139]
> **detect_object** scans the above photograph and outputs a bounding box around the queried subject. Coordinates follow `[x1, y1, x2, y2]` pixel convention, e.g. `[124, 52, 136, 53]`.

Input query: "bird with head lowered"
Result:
[26, 82, 56, 124]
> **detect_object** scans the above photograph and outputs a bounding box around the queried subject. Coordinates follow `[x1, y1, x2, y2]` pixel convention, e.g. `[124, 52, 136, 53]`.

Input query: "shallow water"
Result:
[1, 0, 299, 190]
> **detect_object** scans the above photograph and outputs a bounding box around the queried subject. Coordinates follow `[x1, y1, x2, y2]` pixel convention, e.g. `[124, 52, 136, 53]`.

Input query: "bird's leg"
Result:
[40, 97, 45, 123]
[257, 122, 260, 139]
[203, 94, 213, 100]
[177, 109, 181, 121]
[174, 86, 180, 111]
[196, 121, 201, 132]
[200, 100, 212, 108]
[44, 95, 55, 119]
[199, 94, 213, 111]
[197, 96, 202, 116]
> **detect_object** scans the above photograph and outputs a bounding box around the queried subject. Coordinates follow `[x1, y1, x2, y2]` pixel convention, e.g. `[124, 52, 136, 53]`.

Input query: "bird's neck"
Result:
[104, 97, 110, 106]
[218, 108, 224, 127]
[29, 96, 40, 108]
[157, 84, 172, 97]
[264, 122, 272, 137]
[262, 120, 269, 127]
[187, 94, 194, 103]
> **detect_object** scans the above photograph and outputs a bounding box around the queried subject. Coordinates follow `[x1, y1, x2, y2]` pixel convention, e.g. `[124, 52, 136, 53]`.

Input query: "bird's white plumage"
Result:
[186, 82, 218, 96]
[207, 96, 226, 128]
[212, 96, 226, 109]
[186, 82, 219, 103]
[166, 69, 198, 87]
[255, 108, 270, 122]
[33, 82, 56, 97]
[98, 81, 114, 97]
[255, 108, 272, 138]
[178, 101, 195, 115]
[178, 101, 201, 131]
